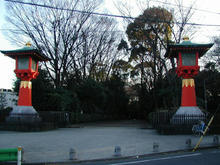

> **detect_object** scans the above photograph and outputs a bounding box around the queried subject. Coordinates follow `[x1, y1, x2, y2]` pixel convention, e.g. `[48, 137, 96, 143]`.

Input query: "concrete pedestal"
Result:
[175, 106, 204, 115]
[6, 106, 41, 124]
[171, 106, 206, 124]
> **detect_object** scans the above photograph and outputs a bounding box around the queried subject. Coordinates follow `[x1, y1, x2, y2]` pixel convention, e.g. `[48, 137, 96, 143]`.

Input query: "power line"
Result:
[152, 0, 220, 15]
[1, 27, 220, 33]
[0, 28, 125, 33]
[4, 0, 135, 19]
[4, 0, 220, 27]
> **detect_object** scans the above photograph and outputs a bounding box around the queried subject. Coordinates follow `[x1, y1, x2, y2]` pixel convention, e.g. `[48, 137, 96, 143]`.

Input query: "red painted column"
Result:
[181, 78, 197, 106]
[17, 81, 32, 106]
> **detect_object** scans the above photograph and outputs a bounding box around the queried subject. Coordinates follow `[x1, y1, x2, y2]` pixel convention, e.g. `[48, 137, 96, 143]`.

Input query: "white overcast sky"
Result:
[0, 0, 220, 89]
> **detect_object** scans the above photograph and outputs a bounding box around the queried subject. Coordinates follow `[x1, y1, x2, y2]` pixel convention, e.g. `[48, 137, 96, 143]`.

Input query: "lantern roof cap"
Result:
[0, 42, 50, 61]
[165, 37, 214, 58]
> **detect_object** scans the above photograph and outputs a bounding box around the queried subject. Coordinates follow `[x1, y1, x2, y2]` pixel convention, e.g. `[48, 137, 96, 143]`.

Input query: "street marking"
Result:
[109, 153, 202, 165]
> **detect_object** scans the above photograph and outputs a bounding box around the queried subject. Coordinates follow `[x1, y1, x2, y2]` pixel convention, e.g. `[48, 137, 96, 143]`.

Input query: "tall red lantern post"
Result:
[166, 37, 213, 117]
[1, 42, 49, 122]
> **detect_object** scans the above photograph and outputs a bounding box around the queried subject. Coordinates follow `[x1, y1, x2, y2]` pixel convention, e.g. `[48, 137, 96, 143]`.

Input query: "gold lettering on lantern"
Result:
[20, 81, 32, 89]
[182, 79, 195, 87]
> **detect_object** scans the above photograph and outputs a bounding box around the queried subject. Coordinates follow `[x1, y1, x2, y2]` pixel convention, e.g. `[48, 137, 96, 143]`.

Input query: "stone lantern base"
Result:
[6, 106, 41, 124]
[170, 106, 206, 124]
[175, 106, 204, 115]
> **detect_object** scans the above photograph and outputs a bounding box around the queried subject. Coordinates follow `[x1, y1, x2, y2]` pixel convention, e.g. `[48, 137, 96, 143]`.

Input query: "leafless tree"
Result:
[4, 0, 121, 88]
[74, 17, 121, 82]
[172, 0, 197, 43]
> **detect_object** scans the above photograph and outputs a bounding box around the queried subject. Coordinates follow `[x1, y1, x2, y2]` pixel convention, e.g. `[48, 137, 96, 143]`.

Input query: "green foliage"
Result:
[154, 72, 181, 109]
[195, 68, 220, 112]
[122, 7, 174, 114]
[32, 68, 55, 111]
[30, 72, 129, 120]
[0, 108, 12, 122]
[126, 7, 173, 66]
[76, 78, 107, 114]
[103, 73, 129, 118]
[13, 79, 20, 93]
[126, 7, 173, 49]
[129, 70, 181, 118]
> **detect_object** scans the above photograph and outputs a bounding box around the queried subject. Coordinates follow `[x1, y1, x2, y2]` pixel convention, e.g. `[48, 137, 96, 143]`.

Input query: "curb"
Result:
[6, 144, 219, 165]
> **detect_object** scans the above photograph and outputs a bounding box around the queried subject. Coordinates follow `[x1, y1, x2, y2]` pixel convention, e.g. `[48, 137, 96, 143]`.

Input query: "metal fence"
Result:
[149, 111, 211, 134]
[170, 114, 208, 125]
[150, 111, 175, 127]
[150, 112, 208, 126]
[0, 111, 68, 131]
[0, 110, 115, 131]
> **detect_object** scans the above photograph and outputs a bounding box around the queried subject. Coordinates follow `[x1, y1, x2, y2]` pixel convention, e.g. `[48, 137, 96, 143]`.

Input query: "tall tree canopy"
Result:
[124, 7, 173, 110]
[126, 7, 173, 85]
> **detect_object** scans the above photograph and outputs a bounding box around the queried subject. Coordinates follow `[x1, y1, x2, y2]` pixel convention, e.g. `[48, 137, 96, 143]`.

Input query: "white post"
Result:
[69, 148, 77, 160]
[114, 146, 121, 157]
[153, 142, 159, 152]
[17, 146, 22, 165]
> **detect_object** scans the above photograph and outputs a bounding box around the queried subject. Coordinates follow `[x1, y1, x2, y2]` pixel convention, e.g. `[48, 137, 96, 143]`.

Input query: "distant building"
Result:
[0, 88, 18, 109]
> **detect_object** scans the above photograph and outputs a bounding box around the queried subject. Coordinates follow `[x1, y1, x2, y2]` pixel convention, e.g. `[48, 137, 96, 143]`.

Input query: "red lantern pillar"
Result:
[0, 42, 49, 123]
[165, 37, 213, 119]
[18, 81, 32, 106]
[181, 78, 196, 106]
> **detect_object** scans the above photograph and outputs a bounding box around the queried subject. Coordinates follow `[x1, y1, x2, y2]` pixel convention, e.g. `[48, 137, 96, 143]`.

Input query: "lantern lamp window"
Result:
[32, 59, 37, 71]
[18, 57, 29, 70]
[181, 53, 196, 66]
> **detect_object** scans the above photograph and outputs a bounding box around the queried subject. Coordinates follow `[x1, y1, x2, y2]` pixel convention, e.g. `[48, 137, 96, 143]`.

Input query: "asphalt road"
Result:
[71, 148, 220, 165]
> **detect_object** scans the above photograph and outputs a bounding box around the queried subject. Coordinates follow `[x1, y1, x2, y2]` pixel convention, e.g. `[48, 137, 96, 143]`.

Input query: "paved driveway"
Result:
[0, 120, 218, 163]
